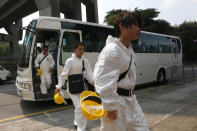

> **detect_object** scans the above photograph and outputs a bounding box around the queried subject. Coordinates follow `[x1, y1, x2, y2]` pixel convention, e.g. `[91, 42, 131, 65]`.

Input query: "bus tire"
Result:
[157, 69, 166, 84]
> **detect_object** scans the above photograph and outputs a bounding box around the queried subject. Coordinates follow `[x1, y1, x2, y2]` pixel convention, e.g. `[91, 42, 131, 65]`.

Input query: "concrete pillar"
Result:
[73, 0, 82, 21]
[62, 0, 82, 21]
[4, 19, 22, 58]
[34, 0, 60, 17]
[86, 0, 98, 23]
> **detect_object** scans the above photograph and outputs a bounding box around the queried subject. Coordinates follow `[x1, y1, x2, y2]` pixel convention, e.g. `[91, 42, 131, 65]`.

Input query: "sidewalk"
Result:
[0, 107, 100, 131]
[0, 81, 197, 131]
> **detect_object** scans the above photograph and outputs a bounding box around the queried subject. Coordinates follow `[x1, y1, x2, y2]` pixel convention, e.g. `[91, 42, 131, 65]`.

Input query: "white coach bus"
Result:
[16, 17, 182, 101]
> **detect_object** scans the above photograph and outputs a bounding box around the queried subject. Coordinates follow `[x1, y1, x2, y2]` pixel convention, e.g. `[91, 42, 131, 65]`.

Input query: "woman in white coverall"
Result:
[94, 11, 149, 131]
[55, 43, 94, 131]
[35, 46, 55, 98]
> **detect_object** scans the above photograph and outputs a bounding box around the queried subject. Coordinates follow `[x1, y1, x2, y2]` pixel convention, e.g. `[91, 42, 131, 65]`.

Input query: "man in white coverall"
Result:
[35, 46, 55, 99]
[94, 11, 149, 131]
[55, 43, 94, 131]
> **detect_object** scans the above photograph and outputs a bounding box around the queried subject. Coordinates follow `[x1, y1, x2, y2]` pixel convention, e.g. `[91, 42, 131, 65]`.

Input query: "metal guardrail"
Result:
[167, 64, 197, 86]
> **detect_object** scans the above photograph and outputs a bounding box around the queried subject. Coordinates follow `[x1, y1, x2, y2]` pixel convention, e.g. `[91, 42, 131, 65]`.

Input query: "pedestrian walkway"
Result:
[0, 107, 100, 131]
[0, 81, 197, 131]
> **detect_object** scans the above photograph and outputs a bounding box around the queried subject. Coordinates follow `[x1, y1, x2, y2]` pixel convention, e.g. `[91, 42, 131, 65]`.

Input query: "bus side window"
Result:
[176, 39, 181, 53]
[83, 32, 91, 52]
[172, 39, 177, 54]
[143, 36, 158, 53]
[158, 36, 171, 53]
[95, 30, 108, 52]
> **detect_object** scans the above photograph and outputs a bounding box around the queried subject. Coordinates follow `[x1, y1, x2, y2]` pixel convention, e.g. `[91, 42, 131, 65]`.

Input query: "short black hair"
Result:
[43, 45, 48, 50]
[74, 42, 84, 49]
[114, 11, 141, 37]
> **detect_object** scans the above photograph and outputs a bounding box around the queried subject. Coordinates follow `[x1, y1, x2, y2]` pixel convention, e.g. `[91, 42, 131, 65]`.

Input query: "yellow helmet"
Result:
[54, 93, 64, 104]
[36, 69, 42, 76]
[80, 91, 106, 120]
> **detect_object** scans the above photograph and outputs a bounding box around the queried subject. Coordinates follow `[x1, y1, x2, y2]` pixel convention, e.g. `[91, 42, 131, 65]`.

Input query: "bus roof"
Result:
[34, 16, 180, 39]
[34, 16, 113, 29]
[141, 31, 180, 39]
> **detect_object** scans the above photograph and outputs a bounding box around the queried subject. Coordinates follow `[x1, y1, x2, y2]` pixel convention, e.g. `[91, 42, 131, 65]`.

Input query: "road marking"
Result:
[149, 102, 192, 128]
[0, 105, 73, 123]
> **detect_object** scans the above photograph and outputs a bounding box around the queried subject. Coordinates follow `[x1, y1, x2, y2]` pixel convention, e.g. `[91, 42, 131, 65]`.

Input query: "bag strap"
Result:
[117, 54, 132, 83]
[82, 59, 85, 72]
[82, 54, 132, 83]
[39, 54, 48, 66]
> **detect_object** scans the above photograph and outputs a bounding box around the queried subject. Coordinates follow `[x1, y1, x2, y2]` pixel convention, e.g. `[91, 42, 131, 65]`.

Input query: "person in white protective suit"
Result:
[35, 46, 55, 99]
[94, 11, 149, 131]
[55, 43, 94, 131]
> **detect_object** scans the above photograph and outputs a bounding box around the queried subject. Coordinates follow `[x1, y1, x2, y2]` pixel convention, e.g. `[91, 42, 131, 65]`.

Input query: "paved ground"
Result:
[0, 81, 197, 131]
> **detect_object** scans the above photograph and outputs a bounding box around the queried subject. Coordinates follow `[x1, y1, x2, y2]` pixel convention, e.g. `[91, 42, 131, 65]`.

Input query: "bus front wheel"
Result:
[157, 69, 166, 84]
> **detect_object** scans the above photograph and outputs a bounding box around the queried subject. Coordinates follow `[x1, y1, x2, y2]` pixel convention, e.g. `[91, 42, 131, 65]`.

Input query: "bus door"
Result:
[57, 29, 82, 96]
[172, 38, 178, 65]
[32, 30, 59, 100]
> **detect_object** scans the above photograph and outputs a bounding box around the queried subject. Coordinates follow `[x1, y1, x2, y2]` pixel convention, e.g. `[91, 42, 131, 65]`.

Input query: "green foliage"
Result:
[0, 42, 10, 57]
[135, 8, 160, 21]
[104, 9, 127, 26]
[175, 21, 197, 61]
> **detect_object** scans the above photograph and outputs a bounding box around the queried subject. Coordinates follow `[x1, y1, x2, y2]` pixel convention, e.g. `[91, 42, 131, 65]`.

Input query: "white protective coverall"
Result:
[35, 53, 55, 94]
[94, 36, 149, 131]
[56, 54, 93, 131]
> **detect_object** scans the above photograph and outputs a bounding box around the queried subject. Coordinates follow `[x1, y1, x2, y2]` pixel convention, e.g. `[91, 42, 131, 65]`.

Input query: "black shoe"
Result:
[74, 123, 77, 129]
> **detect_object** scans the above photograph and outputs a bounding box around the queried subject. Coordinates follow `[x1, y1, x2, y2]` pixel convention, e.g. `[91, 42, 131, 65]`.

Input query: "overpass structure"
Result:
[0, 33, 12, 42]
[0, 0, 98, 58]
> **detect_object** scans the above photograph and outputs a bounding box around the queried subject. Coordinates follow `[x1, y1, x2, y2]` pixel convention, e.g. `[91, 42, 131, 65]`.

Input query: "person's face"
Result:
[43, 47, 48, 55]
[120, 22, 141, 41]
[74, 45, 84, 58]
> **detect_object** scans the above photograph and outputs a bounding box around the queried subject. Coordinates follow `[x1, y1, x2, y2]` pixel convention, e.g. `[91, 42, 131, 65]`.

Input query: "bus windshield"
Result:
[18, 20, 37, 67]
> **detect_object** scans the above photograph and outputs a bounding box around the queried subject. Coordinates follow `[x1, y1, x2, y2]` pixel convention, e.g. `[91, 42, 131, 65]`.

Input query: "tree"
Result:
[175, 21, 197, 61]
[104, 9, 127, 26]
[104, 8, 173, 35]
[103, 8, 197, 61]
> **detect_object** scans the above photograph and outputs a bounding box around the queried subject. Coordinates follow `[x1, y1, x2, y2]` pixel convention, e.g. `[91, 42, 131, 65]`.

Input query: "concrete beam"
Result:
[34, 0, 60, 17]
[0, 0, 37, 28]
[0, 34, 12, 42]
[0, 0, 9, 7]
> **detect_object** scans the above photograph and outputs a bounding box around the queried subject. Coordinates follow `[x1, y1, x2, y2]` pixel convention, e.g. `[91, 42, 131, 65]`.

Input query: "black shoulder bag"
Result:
[68, 61, 85, 94]
[82, 60, 95, 92]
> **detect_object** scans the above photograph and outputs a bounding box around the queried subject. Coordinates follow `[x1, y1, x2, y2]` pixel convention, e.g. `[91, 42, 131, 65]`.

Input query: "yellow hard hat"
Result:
[36, 69, 42, 76]
[80, 91, 106, 120]
[54, 93, 64, 104]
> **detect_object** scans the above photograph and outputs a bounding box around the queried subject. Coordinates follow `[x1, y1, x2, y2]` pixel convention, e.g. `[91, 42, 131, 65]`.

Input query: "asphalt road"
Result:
[0, 81, 70, 124]
[0, 80, 197, 131]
